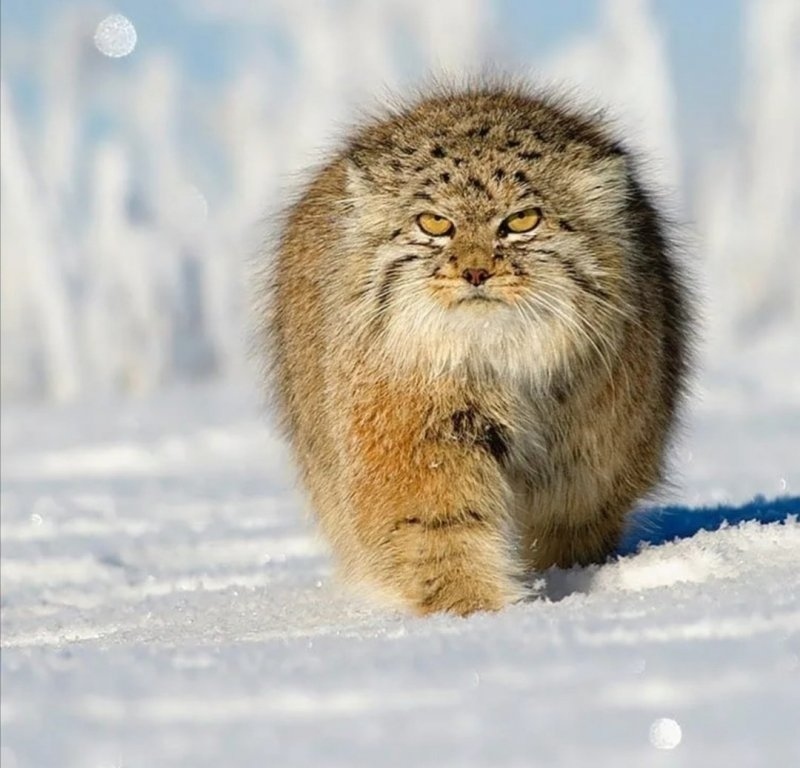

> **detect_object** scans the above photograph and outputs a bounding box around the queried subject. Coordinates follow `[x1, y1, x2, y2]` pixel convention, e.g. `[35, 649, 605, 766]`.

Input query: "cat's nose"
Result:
[462, 267, 491, 286]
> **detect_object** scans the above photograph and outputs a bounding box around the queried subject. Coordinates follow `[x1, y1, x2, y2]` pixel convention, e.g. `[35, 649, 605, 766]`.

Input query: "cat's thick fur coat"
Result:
[256, 85, 691, 615]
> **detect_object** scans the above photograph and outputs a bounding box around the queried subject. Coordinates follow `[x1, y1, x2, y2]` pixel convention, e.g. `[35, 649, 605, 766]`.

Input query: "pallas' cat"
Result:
[256, 85, 691, 615]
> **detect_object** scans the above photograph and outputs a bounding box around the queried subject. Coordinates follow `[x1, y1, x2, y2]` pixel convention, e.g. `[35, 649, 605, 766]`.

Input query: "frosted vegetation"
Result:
[0, 0, 798, 404]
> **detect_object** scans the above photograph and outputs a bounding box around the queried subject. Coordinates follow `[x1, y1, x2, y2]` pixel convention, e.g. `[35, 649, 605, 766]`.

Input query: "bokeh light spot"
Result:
[94, 14, 137, 58]
[649, 717, 682, 749]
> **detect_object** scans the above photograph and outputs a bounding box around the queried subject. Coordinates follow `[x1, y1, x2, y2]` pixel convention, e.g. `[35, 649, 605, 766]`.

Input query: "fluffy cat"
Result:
[255, 84, 692, 615]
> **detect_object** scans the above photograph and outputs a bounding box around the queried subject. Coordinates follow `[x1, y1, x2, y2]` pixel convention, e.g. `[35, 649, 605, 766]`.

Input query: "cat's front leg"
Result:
[340, 378, 525, 615]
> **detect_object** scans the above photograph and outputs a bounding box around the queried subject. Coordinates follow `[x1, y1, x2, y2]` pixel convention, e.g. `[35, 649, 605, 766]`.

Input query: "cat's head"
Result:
[338, 87, 650, 383]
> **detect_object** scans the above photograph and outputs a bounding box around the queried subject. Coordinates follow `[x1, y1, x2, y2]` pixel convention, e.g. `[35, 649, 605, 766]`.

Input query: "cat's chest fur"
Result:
[425, 369, 557, 480]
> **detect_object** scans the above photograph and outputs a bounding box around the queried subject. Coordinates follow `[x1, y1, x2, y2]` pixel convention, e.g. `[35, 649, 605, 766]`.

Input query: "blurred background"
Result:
[1, 0, 798, 406]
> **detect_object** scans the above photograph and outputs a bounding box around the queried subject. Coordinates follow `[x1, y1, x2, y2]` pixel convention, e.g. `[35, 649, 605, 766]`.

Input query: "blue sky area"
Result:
[2, 0, 742, 163]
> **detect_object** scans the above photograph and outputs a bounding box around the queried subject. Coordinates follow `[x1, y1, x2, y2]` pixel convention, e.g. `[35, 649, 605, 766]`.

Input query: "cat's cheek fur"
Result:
[376, 298, 569, 389]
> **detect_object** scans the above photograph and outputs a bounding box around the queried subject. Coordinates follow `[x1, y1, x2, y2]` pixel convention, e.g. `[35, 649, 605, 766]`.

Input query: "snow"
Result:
[2, 385, 799, 767]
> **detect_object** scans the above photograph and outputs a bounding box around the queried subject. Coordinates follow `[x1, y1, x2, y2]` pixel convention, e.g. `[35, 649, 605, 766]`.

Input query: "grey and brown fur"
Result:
[254, 83, 692, 616]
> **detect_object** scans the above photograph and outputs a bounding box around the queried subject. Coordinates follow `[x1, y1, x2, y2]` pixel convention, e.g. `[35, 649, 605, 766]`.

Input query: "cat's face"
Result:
[341, 92, 633, 380]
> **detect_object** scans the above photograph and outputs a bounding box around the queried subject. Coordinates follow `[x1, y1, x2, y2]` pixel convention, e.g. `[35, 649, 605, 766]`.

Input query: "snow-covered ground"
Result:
[2, 384, 798, 767]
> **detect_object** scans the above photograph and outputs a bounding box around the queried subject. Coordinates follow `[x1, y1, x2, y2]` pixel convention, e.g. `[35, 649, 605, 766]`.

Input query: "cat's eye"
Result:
[502, 208, 541, 234]
[417, 213, 454, 237]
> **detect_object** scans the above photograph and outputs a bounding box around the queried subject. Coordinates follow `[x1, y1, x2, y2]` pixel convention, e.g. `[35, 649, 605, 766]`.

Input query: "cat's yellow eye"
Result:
[417, 213, 454, 237]
[503, 208, 541, 234]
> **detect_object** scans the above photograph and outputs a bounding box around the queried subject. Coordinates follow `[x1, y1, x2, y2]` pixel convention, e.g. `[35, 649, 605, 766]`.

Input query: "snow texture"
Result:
[2, 386, 799, 768]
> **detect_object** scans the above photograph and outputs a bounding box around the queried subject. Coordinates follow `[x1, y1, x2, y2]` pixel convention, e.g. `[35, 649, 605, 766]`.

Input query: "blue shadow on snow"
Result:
[617, 495, 799, 557]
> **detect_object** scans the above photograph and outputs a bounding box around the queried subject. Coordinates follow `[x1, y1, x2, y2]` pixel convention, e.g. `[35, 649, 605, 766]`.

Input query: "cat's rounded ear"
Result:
[571, 152, 631, 219]
[345, 158, 372, 202]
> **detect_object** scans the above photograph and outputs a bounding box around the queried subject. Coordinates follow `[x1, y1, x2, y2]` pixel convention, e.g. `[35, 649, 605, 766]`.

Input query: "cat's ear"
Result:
[571, 153, 631, 219]
[344, 140, 377, 202]
[345, 159, 372, 202]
